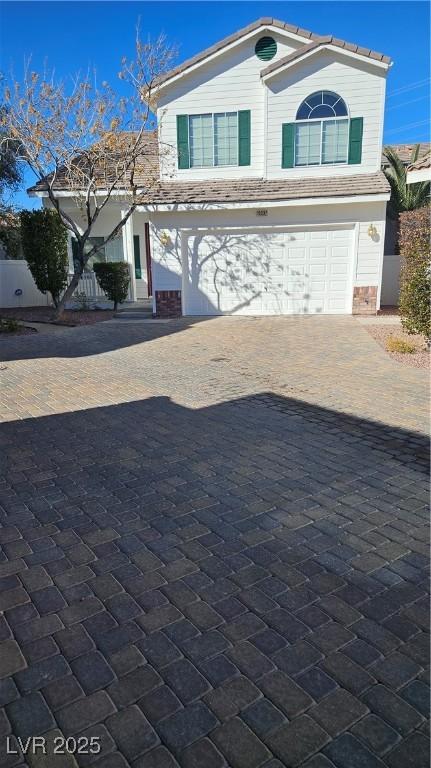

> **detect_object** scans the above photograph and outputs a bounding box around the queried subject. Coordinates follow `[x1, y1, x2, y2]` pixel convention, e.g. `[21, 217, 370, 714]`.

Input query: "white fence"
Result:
[70, 271, 108, 302]
[381, 253, 401, 306]
[0, 260, 134, 309]
[0, 260, 51, 308]
[67, 267, 133, 306]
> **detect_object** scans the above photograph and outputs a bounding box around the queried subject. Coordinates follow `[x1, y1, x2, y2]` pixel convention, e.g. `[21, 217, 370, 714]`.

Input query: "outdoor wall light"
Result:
[367, 223, 378, 238]
[159, 231, 172, 247]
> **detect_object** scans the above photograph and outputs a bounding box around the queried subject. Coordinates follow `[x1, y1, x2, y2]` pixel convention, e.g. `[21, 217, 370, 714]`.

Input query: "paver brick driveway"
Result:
[0, 316, 429, 768]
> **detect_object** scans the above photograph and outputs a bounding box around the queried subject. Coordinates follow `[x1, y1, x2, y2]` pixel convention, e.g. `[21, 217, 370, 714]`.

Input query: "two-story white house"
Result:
[30, 18, 392, 317]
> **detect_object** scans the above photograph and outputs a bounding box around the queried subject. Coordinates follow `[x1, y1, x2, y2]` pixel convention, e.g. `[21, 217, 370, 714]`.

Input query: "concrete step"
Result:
[114, 311, 153, 320]
[114, 301, 153, 319]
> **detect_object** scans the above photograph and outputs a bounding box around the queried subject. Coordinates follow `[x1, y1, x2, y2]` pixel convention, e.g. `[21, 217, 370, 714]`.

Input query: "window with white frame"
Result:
[71, 236, 124, 272]
[189, 112, 238, 168]
[294, 91, 349, 167]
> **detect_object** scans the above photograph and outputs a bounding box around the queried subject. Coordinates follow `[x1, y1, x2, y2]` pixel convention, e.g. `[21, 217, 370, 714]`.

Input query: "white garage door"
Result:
[183, 228, 354, 315]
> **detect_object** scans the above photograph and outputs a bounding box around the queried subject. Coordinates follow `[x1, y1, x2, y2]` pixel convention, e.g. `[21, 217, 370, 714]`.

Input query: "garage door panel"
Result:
[330, 278, 348, 290]
[184, 228, 353, 315]
[332, 246, 350, 258]
[289, 247, 307, 260]
[309, 247, 327, 260]
[330, 263, 348, 275]
[309, 264, 327, 276]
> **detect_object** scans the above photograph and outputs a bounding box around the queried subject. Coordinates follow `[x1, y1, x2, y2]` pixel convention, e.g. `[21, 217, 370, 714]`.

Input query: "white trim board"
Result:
[138, 192, 390, 213]
[149, 25, 313, 97]
[261, 44, 390, 83]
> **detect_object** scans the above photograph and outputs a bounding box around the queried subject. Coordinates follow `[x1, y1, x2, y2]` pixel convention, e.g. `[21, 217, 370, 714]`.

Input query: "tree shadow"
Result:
[0, 224, 324, 363]
[0, 313, 216, 363]
[0, 391, 428, 758]
[152, 223, 320, 316]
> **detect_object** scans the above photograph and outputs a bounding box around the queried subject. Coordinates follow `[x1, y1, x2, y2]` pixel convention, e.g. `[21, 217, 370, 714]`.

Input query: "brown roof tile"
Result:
[261, 34, 390, 79]
[260, 41, 321, 77]
[139, 172, 390, 205]
[28, 133, 159, 194]
[154, 18, 391, 89]
[407, 153, 431, 172]
[382, 143, 431, 166]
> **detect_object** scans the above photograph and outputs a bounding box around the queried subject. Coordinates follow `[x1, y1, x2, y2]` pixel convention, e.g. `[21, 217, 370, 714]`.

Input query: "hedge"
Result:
[398, 206, 430, 338]
[93, 262, 130, 311]
[20, 209, 68, 307]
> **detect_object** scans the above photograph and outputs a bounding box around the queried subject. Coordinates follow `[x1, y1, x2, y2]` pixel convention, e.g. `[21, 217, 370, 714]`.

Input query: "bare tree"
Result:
[1, 31, 175, 317]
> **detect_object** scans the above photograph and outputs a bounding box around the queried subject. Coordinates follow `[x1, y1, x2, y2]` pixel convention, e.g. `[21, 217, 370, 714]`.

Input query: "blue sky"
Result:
[1, 1, 430, 208]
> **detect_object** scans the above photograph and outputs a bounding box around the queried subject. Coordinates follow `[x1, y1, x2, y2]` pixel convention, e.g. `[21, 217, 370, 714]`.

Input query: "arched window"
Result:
[296, 91, 348, 120]
[294, 91, 349, 167]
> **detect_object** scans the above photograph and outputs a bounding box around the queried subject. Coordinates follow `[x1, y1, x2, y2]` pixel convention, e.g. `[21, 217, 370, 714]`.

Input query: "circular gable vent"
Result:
[255, 36, 277, 61]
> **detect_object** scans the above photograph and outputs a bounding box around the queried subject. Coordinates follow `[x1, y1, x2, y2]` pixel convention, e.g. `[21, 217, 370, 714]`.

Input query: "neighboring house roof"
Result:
[153, 17, 391, 90]
[138, 172, 390, 205]
[381, 143, 431, 167]
[28, 132, 159, 194]
[406, 153, 431, 184]
[407, 153, 431, 173]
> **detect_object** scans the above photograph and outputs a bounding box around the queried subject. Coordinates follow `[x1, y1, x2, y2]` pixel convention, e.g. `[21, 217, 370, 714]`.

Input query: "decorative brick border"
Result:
[155, 290, 182, 318]
[352, 286, 378, 315]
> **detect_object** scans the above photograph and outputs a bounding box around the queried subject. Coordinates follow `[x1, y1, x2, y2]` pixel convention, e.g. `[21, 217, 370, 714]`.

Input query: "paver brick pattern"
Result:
[0, 316, 429, 767]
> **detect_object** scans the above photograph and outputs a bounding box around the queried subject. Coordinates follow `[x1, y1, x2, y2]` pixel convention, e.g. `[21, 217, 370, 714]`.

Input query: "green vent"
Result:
[255, 36, 277, 61]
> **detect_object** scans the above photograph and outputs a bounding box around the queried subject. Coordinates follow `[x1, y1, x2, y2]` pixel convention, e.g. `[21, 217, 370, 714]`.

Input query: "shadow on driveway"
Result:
[0, 392, 429, 767]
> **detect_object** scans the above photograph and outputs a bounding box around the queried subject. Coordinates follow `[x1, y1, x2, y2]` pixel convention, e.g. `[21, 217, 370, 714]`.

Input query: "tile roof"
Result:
[28, 133, 159, 194]
[138, 172, 390, 205]
[382, 143, 431, 166]
[261, 36, 390, 79]
[153, 17, 390, 89]
[407, 153, 431, 172]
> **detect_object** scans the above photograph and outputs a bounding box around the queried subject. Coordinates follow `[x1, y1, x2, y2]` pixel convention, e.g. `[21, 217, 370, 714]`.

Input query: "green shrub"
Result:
[0, 317, 19, 333]
[385, 336, 416, 354]
[398, 206, 430, 338]
[93, 262, 130, 311]
[20, 209, 69, 307]
[0, 208, 21, 259]
[73, 290, 91, 311]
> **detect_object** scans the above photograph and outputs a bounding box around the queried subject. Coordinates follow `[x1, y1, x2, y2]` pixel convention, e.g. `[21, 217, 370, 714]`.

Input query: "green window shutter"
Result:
[71, 237, 78, 262]
[238, 110, 251, 166]
[176, 114, 190, 169]
[282, 123, 295, 168]
[348, 117, 363, 164]
[133, 235, 142, 279]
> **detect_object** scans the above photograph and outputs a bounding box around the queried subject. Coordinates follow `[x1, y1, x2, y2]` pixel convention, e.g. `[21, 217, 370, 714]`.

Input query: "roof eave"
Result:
[151, 21, 314, 96]
[261, 43, 391, 82]
[138, 191, 391, 212]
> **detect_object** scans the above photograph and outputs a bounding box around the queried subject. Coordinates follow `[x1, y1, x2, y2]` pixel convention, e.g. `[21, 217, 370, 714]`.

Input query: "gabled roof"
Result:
[261, 35, 390, 81]
[153, 17, 391, 91]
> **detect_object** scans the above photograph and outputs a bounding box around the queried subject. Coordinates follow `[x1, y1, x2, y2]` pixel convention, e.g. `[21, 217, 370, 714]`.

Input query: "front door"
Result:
[133, 234, 149, 298]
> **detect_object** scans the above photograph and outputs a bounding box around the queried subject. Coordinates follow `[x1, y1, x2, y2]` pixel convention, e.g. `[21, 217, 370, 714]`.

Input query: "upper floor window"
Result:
[189, 112, 238, 168]
[294, 91, 349, 167]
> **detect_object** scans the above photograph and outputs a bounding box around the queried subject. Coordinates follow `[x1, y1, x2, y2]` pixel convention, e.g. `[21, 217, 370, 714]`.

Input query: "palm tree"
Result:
[383, 144, 430, 219]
